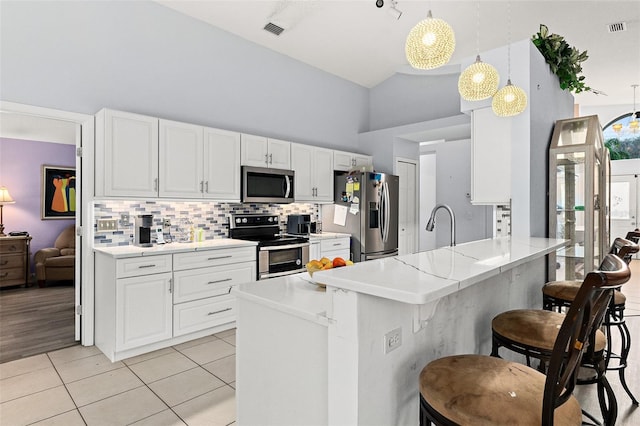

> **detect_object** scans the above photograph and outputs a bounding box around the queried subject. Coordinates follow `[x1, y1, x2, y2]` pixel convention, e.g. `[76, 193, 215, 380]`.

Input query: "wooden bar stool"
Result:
[542, 237, 639, 405]
[420, 254, 630, 426]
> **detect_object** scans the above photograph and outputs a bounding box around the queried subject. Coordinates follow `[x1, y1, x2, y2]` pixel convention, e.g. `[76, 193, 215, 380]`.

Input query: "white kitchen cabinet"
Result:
[159, 119, 204, 198]
[320, 236, 351, 261]
[95, 108, 159, 197]
[95, 244, 256, 361]
[159, 120, 241, 200]
[471, 107, 511, 205]
[333, 150, 373, 172]
[116, 272, 173, 351]
[203, 127, 241, 200]
[310, 240, 321, 261]
[241, 134, 291, 169]
[291, 143, 334, 202]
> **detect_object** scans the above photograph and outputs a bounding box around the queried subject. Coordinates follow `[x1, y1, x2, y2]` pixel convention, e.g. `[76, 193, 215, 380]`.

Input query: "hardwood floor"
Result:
[0, 282, 76, 364]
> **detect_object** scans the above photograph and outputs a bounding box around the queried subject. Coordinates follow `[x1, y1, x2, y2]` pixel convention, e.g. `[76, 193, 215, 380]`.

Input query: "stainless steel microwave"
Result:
[241, 166, 295, 204]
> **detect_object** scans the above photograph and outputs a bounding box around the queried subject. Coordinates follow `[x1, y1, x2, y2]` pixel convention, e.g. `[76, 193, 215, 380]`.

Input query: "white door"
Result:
[291, 143, 314, 200]
[420, 153, 437, 251]
[396, 158, 418, 255]
[159, 120, 203, 198]
[103, 109, 159, 197]
[204, 128, 241, 200]
[74, 124, 82, 340]
[116, 272, 173, 351]
[267, 138, 291, 169]
[241, 134, 269, 167]
[314, 147, 334, 201]
[610, 174, 639, 258]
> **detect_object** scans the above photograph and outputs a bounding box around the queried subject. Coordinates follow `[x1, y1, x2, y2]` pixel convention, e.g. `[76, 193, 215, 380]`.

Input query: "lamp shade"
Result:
[405, 10, 455, 70]
[0, 187, 15, 205]
[492, 80, 528, 117]
[458, 55, 500, 101]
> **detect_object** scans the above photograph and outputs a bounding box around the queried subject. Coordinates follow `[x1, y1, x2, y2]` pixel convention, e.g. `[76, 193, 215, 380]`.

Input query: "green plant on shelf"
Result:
[531, 24, 590, 94]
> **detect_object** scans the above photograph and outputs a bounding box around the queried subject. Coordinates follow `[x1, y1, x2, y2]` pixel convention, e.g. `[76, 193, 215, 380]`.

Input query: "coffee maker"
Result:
[134, 214, 153, 247]
[287, 214, 316, 235]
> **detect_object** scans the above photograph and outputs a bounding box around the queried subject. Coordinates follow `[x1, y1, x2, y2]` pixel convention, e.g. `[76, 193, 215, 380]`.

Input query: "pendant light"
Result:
[492, 1, 527, 116]
[458, 2, 499, 101]
[629, 84, 639, 132]
[405, 9, 456, 70]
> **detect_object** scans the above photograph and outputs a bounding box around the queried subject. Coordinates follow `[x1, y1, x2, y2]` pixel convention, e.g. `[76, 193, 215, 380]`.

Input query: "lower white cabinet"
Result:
[95, 245, 256, 361]
[320, 237, 351, 261]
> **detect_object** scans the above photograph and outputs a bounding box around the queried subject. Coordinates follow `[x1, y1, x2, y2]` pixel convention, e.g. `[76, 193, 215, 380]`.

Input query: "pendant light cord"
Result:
[507, 1, 511, 80]
[476, 1, 480, 55]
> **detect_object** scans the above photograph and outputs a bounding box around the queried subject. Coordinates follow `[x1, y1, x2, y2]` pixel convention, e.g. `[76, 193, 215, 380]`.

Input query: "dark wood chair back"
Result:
[611, 236, 639, 264]
[543, 253, 630, 425]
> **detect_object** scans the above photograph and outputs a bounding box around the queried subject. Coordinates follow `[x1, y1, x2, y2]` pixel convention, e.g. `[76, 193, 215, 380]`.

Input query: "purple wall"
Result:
[0, 138, 75, 275]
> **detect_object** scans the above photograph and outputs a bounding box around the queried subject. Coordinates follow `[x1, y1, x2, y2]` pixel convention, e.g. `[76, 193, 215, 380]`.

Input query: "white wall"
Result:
[0, 1, 368, 150]
[420, 153, 436, 251]
[581, 104, 634, 127]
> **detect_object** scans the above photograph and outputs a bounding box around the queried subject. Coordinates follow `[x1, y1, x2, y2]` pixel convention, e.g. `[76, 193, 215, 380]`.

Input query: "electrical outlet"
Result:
[384, 327, 402, 354]
[120, 213, 131, 227]
[97, 219, 118, 232]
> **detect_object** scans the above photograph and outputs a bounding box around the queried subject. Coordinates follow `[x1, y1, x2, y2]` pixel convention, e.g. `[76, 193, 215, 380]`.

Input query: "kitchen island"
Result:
[234, 236, 567, 425]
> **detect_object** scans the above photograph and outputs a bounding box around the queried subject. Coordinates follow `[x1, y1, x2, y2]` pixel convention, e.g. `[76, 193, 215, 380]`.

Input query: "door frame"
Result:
[394, 157, 419, 254]
[1, 101, 95, 345]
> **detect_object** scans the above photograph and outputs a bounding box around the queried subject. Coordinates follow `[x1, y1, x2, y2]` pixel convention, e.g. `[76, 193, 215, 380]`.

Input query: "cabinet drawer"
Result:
[173, 295, 235, 337]
[173, 262, 255, 304]
[0, 254, 25, 269]
[0, 267, 25, 284]
[173, 246, 255, 270]
[322, 249, 351, 262]
[116, 255, 172, 278]
[320, 238, 350, 252]
[0, 240, 26, 254]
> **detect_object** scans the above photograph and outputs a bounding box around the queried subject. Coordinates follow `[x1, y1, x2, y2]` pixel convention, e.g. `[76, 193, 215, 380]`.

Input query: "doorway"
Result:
[396, 158, 418, 255]
[611, 173, 639, 259]
[0, 102, 94, 362]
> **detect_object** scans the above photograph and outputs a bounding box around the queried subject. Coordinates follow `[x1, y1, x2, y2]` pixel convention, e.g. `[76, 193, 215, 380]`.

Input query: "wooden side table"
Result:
[0, 235, 32, 288]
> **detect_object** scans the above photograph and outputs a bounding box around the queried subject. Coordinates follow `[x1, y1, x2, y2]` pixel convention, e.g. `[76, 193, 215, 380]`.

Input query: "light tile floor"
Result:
[0, 329, 237, 426]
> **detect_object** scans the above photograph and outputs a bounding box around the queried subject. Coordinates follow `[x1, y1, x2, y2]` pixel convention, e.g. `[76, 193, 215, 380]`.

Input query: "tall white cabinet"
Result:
[291, 143, 334, 202]
[95, 109, 159, 197]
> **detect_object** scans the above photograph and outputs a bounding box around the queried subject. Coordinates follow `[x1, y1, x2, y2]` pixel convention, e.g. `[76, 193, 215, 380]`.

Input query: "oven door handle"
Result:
[259, 242, 309, 251]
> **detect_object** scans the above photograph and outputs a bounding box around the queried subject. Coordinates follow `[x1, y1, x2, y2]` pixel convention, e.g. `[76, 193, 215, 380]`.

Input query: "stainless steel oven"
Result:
[229, 214, 309, 280]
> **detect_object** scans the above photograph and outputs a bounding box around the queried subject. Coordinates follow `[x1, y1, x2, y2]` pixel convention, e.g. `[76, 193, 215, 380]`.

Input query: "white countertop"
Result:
[233, 274, 330, 326]
[311, 236, 568, 305]
[94, 238, 257, 258]
[308, 232, 351, 241]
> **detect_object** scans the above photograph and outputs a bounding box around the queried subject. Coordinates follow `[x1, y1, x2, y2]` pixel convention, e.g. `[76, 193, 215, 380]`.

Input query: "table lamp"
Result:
[0, 186, 15, 237]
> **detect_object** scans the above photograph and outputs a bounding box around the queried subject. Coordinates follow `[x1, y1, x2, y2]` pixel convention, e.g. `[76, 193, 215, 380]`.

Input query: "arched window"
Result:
[603, 113, 640, 159]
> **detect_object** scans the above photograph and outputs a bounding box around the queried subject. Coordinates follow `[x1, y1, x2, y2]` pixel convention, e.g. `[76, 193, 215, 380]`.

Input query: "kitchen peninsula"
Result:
[234, 236, 567, 425]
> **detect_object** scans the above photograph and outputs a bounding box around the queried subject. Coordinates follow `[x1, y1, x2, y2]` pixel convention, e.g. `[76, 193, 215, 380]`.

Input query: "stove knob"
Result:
[235, 218, 241, 223]
[242, 218, 248, 223]
[268, 217, 273, 222]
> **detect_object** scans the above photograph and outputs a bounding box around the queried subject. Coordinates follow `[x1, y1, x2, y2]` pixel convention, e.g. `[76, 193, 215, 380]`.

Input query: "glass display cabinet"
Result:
[549, 115, 608, 281]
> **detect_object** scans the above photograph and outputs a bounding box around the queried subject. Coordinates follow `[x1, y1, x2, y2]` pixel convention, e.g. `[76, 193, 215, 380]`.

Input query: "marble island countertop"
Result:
[311, 236, 568, 305]
[94, 238, 257, 258]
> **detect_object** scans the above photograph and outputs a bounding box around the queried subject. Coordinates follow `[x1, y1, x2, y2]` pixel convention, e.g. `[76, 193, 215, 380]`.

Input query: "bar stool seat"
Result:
[420, 355, 582, 425]
[544, 281, 626, 309]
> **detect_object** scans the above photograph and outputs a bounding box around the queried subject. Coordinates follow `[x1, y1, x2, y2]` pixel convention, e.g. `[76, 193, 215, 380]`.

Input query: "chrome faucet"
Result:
[426, 204, 456, 247]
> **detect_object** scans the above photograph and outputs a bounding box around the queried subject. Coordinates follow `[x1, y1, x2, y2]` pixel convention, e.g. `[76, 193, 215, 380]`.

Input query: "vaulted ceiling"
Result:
[157, 0, 640, 108]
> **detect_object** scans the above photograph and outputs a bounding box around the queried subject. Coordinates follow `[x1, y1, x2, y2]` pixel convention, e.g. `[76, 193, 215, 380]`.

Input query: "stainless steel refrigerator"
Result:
[322, 171, 399, 262]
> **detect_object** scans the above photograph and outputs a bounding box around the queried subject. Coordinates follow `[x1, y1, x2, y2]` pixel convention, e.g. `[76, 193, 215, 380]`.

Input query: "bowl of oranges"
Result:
[306, 257, 354, 285]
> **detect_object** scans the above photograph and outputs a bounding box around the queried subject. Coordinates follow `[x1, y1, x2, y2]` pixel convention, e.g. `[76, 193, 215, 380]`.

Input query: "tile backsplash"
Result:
[94, 200, 318, 247]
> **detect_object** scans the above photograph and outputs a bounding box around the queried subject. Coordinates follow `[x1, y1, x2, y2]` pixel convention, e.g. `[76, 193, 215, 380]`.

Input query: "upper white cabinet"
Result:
[241, 134, 291, 169]
[291, 143, 334, 202]
[470, 107, 511, 205]
[95, 109, 159, 197]
[333, 150, 373, 172]
[159, 120, 241, 201]
[159, 120, 203, 198]
[203, 127, 241, 200]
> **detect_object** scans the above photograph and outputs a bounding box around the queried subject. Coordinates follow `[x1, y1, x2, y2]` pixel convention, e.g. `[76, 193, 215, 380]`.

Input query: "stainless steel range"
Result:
[229, 214, 309, 280]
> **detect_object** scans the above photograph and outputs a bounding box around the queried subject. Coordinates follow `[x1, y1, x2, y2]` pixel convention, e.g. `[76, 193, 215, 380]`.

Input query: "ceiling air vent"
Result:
[264, 22, 285, 36]
[607, 22, 627, 33]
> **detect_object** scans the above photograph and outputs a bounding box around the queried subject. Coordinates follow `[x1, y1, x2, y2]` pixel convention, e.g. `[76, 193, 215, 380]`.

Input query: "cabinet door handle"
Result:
[265, 153, 269, 165]
[333, 243, 341, 246]
[208, 255, 233, 261]
[154, 178, 158, 191]
[269, 153, 273, 164]
[0, 272, 7, 278]
[200, 181, 204, 193]
[207, 307, 232, 316]
[169, 278, 173, 294]
[207, 278, 232, 285]
[0, 260, 8, 266]
[205, 181, 209, 193]
[138, 264, 156, 269]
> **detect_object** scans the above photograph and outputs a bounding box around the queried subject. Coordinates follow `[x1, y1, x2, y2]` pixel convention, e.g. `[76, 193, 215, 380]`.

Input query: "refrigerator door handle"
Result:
[383, 181, 390, 243]
[379, 182, 385, 242]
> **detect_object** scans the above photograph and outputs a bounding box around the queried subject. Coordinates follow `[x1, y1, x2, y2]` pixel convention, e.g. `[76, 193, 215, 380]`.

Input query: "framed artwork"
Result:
[42, 165, 76, 219]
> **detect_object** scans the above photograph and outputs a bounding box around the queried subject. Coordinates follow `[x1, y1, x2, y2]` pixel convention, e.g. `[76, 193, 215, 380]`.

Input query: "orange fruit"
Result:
[333, 257, 347, 267]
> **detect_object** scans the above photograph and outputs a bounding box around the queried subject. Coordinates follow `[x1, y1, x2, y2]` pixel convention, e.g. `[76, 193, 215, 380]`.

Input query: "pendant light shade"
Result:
[492, 79, 528, 116]
[405, 10, 456, 70]
[458, 55, 500, 101]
